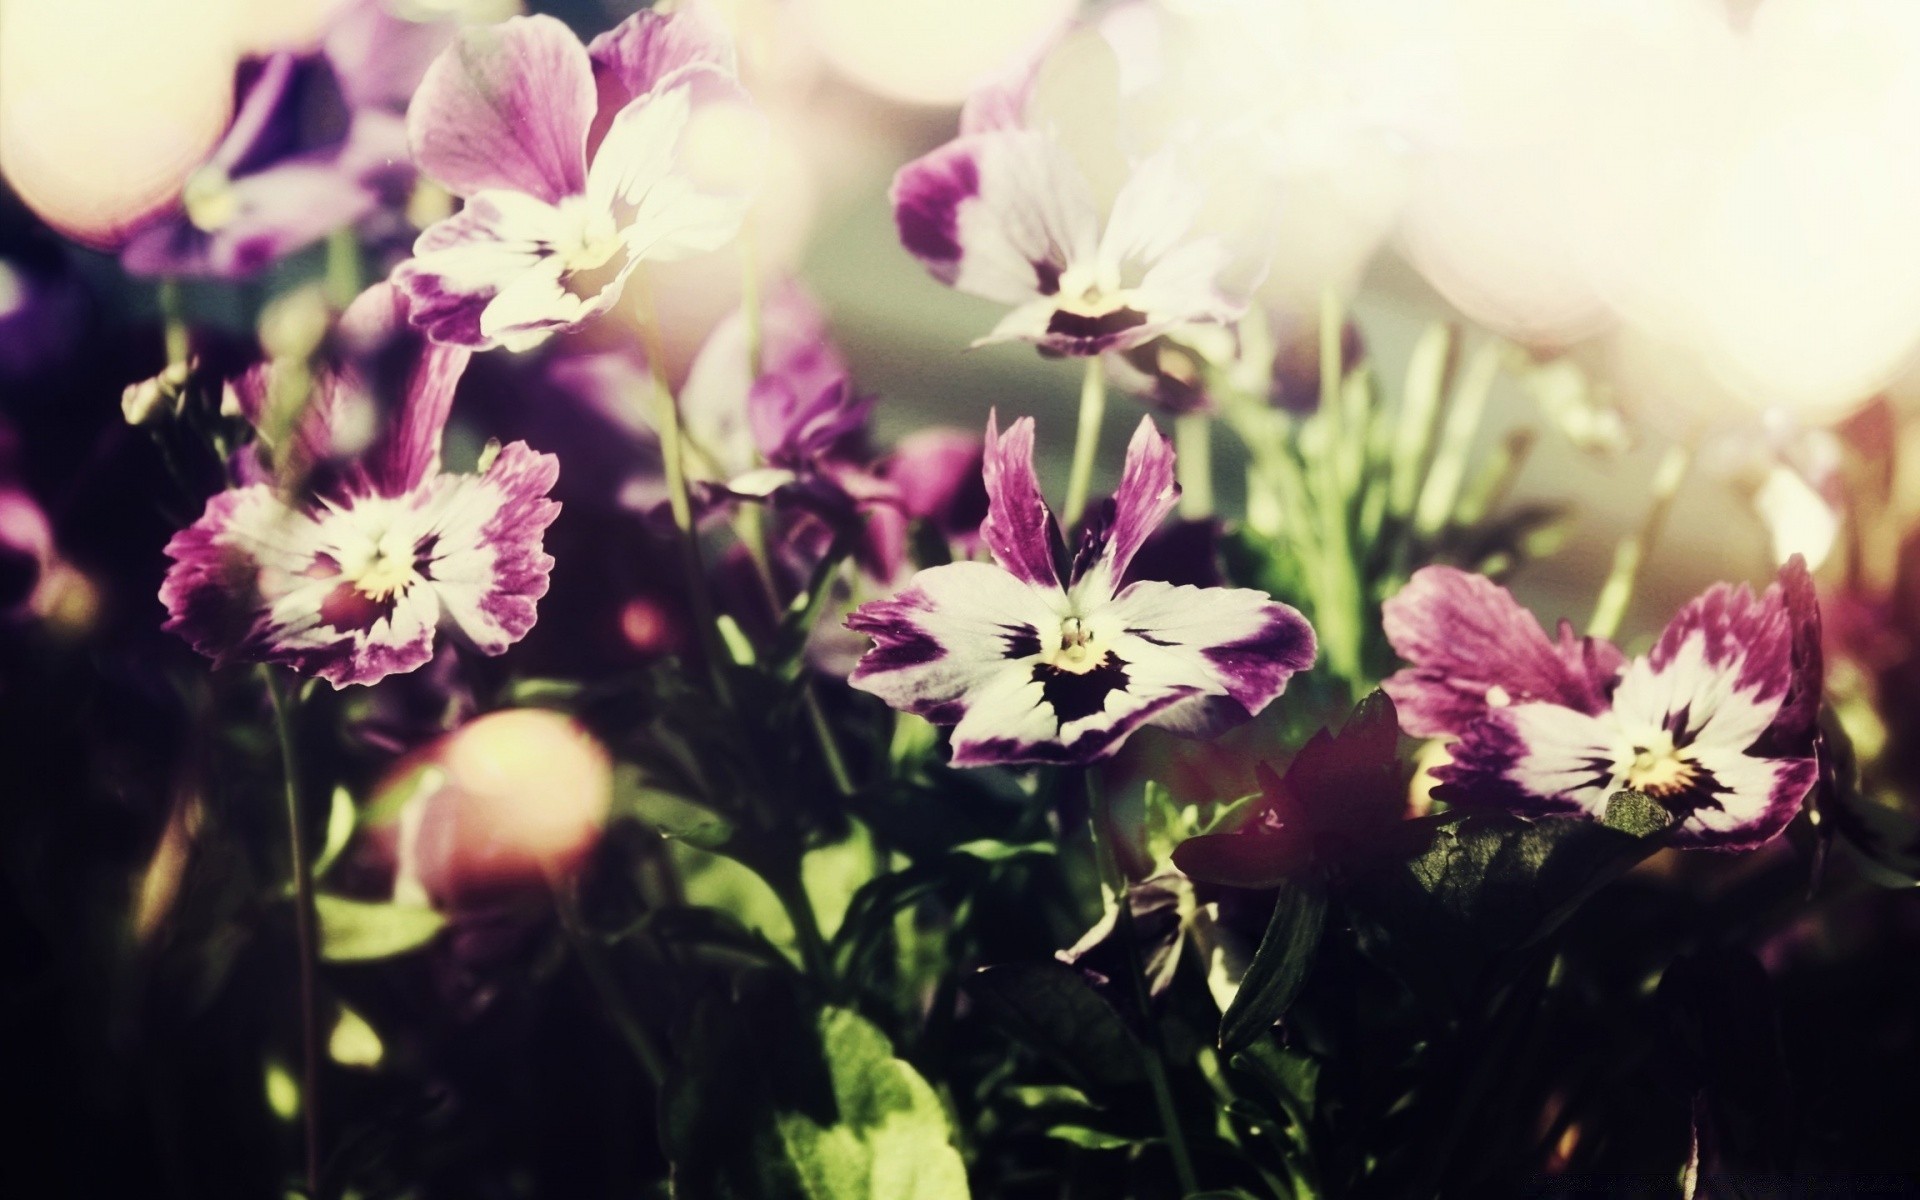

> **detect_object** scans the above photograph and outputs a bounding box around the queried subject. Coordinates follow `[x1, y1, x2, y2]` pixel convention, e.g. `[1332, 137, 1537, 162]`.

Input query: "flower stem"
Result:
[555, 881, 667, 1087]
[1175, 412, 1213, 518]
[1084, 773, 1200, 1195]
[634, 274, 734, 708]
[764, 854, 835, 986]
[324, 227, 362, 310]
[158, 279, 189, 368]
[1587, 438, 1693, 641]
[263, 668, 320, 1199]
[1062, 356, 1108, 531]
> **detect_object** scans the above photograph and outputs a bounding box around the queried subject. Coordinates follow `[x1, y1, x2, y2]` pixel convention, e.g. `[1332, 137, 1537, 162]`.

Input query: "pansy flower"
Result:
[890, 23, 1269, 357]
[161, 285, 560, 687]
[121, 1, 453, 279]
[1381, 561, 1823, 851]
[846, 412, 1315, 766]
[393, 6, 765, 351]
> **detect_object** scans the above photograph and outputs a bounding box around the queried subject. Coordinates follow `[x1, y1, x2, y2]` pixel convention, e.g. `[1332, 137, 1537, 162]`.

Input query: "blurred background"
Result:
[5, 0, 1920, 1194]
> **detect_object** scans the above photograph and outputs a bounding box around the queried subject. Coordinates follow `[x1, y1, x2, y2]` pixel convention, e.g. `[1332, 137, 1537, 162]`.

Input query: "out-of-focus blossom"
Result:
[796, 0, 1075, 107]
[847, 413, 1314, 766]
[120, 1, 456, 279]
[160, 284, 560, 687]
[1382, 560, 1824, 851]
[0, 250, 86, 381]
[363, 707, 612, 911]
[0, 0, 239, 248]
[0, 422, 56, 618]
[393, 6, 765, 351]
[891, 24, 1268, 357]
[1174, 691, 1427, 887]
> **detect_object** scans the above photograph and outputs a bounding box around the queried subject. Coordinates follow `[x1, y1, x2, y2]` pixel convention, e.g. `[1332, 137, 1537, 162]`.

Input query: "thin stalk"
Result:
[764, 856, 834, 985]
[804, 685, 857, 797]
[1174, 413, 1213, 518]
[739, 220, 764, 377]
[1411, 340, 1503, 539]
[1062, 356, 1108, 530]
[555, 882, 667, 1087]
[263, 669, 320, 1199]
[158, 279, 190, 367]
[324, 227, 362, 310]
[1588, 438, 1693, 641]
[1085, 773, 1200, 1194]
[1388, 324, 1456, 519]
[633, 274, 733, 708]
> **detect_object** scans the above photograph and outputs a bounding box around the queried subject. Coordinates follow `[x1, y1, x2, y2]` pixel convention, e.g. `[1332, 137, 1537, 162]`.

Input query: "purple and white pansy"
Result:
[846, 412, 1315, 766]
[1382, 561, 1824, 851]
[161, 285, 560, 687]
[890, 24, 1268, 357]
[393, 5, 765, 352]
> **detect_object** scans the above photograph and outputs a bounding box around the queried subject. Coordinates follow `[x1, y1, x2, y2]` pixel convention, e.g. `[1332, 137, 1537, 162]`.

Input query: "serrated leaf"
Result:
[1218, 879, 1326, 1052]
[314, 895, 445, 962]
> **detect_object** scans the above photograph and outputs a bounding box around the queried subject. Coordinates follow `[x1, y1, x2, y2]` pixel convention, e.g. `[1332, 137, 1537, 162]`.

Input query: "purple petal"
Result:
[883, 427, 987, 543]
[890, 131, 1099, 308]
[326, 0, 458, 115]
[1381, 566, 1624, 739]
[121, 155, 376, 280]
[408, 14, 594, 204]
[1432, 702, 1610, 819]
[980, 412, 1061, 589]
[1079, 414, 1177, 591]
[585, 1, 737, 152]
[426, 441, 561, 655]
[1104, 580, 1316, 736]
[392, 191, 577, 350]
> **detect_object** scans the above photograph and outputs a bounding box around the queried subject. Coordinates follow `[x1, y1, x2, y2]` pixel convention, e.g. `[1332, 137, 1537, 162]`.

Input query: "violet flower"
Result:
[393, 6, 764, 351]
[161, 285, 560, 687]
[1381, 561, 1823, 851]
[890, 27, 1267, 357]
[120, 1, 450, 279]
[846, 412, 1315, 766]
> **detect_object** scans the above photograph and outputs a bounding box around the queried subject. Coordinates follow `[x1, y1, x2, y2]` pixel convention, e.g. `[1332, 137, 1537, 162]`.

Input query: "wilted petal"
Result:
[408, 15, 595, 204]
[980, 412, 1061, 589]
[1382, 566, 1624, 738]
[891, 131, 1099, 308]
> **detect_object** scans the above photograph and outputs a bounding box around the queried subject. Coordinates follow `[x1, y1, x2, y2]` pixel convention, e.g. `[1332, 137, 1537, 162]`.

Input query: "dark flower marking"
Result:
[1000, 623, 1042, 660]
[1045, 306, 1149, 343]
[1035, 653, 1130, 727]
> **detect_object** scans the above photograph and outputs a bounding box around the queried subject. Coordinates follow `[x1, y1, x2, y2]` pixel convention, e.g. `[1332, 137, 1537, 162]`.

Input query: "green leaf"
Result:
[311, 785, 355, 881]
[1044, 1124, 1140, 1151]
[664, 987, 970, 1200]
[620, 766, 735, 850]
[314, 895, 444, 962]
[1601, 789, 1673, 837]
[966, 961, 1147, 1090]
[949, 838, 1055, 864]
[1218, 879, 1327, 1052]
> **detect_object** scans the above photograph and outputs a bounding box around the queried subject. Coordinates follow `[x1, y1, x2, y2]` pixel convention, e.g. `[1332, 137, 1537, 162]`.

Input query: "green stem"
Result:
[1411, 340, 1503, 539]
[740, 220, 763, 377]
[324, 227, 362, 310]
[158, 279, 189, 367]
[1085, 774, 1200, 1195]
[555, 883, 667, 1087]
[804, 684, 857, 797]
[1062, 356, 1108, 531]
[264, 670, 320, 1199]
[764, 856, 835, 986]
[1174, 412, 1213, 518]
[634, 274, 734, 708]
[1588, 438, 1693, 641]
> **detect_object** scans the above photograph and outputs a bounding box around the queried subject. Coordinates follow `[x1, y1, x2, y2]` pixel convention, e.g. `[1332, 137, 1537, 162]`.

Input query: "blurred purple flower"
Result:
[120, 1, 452, 279]
[1382, 560, 1823, 851]
[890, 25, 1268, 357]
[161, 284, 559, 687]
[846, 412, 1314, 766]
[393, 6, 764, 351]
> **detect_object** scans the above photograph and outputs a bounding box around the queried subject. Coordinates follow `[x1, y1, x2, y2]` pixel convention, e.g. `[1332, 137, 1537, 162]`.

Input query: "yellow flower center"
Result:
[183, 166, 239, 233]
[1624, 730, 1699, 798]
[1045, 616, 1109, 675]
